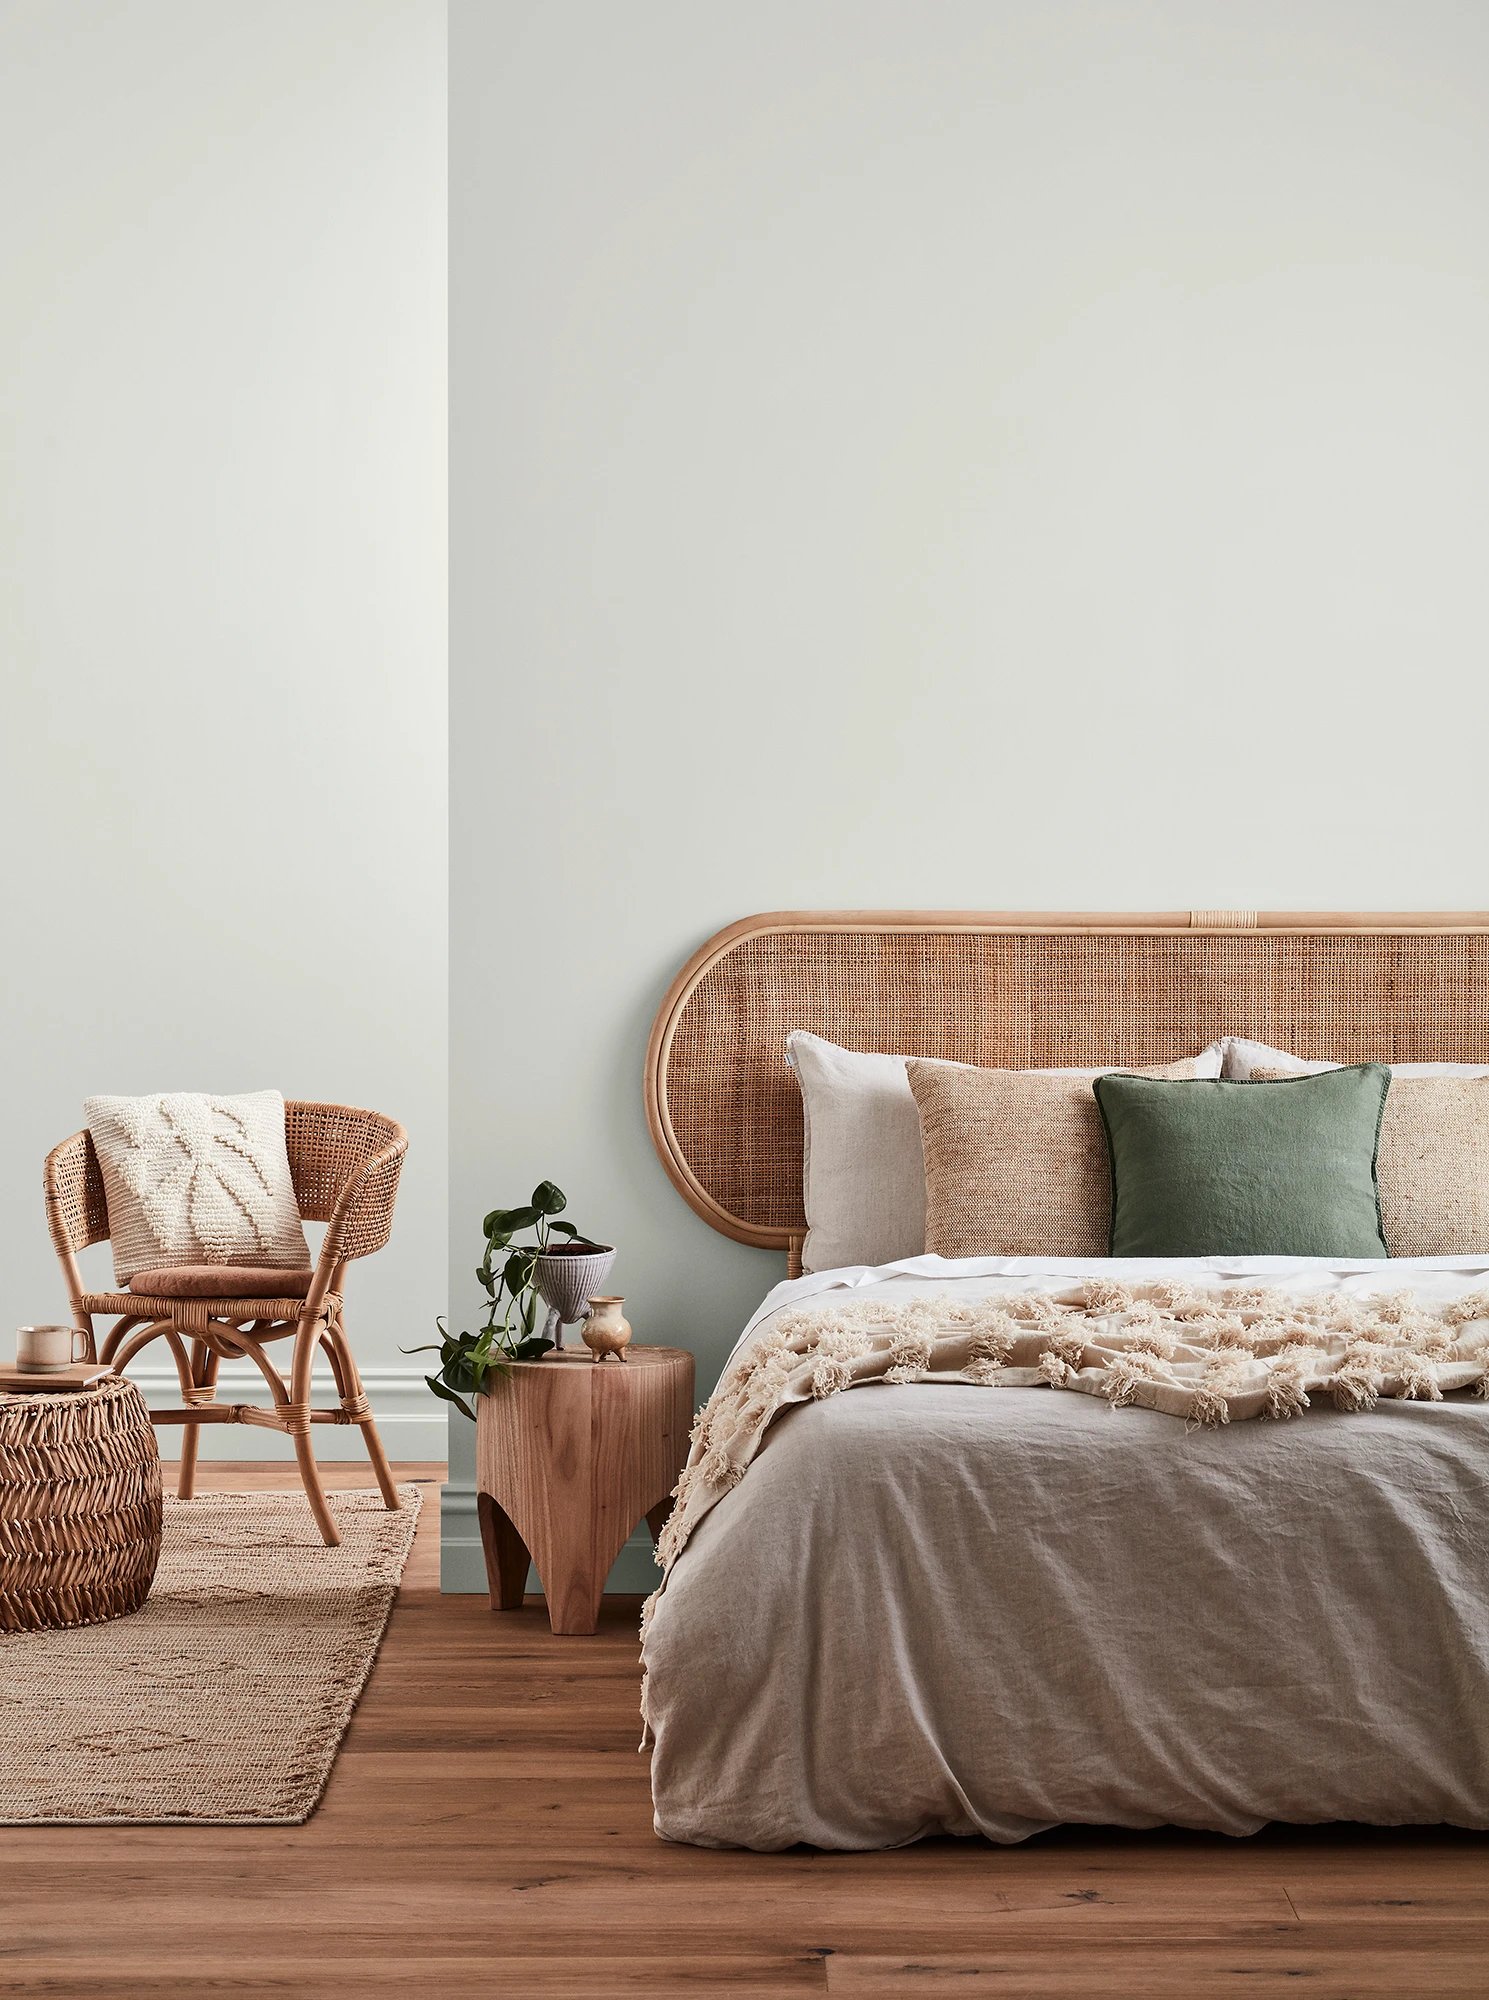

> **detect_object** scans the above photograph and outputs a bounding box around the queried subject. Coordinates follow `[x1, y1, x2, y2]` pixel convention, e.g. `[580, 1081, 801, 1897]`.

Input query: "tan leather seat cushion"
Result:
[127, 1265, 315, 1299]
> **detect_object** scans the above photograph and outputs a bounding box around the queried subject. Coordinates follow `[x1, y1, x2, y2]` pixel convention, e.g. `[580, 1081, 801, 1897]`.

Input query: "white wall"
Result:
[0, 1, 448, 1460]
[449, 0, 1489, 1585]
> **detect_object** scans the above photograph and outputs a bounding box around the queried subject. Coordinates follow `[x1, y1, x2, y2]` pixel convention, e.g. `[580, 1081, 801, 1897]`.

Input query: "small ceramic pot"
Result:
[582, 1297, 631, 1363]
[533, 1245, 616, 1349]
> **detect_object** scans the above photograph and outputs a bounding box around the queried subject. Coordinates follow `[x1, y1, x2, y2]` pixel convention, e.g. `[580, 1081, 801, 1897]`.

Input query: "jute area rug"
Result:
[0, 1483, 421, 1826]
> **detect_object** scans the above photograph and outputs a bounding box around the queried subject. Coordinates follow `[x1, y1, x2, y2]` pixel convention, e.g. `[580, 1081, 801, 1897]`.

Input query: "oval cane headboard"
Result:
[643, 909, 1489, 1262]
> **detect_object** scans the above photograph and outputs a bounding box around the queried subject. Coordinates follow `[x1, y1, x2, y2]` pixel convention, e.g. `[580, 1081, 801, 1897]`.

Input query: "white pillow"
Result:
[1220, 1036, 1489, 1080]
[1220, 1037, 1338, 1080]
[84, 1090, 311, 1286]
[786, 1032, 1224, 1275]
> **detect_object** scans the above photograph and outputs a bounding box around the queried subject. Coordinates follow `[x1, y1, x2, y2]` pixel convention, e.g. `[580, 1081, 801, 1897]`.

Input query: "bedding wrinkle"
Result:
[849, 1417, 990, 1845]
[648, 1415, 836, 1844]
[652, 1398, 1015, 1849]
[644, 1258, 1489, 1849]
[1308, 1419, 1489, 1804]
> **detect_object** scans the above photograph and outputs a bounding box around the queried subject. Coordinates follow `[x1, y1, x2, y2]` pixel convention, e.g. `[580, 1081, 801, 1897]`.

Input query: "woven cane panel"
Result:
[43, 1131, 109, 1255]
[284, 1103, 406, 1259]
[663, 928, 1489, 1237]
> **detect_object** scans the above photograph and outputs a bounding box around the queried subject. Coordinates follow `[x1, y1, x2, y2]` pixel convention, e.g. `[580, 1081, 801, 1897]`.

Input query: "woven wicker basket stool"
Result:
[0, 1376, 162, 1633]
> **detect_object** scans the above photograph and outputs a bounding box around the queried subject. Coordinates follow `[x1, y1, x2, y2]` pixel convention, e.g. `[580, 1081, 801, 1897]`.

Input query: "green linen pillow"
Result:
[1091, 1065, 1391, 1259]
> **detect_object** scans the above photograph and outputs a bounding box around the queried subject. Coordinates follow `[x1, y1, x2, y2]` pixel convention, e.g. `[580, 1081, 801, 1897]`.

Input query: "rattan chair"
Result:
[43, 1103, 408, 1547]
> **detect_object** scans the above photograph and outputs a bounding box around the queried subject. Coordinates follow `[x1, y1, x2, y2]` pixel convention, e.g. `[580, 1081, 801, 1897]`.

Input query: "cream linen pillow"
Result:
[84, 1090, 311, 1286]
[903, 1056, 1205, 1260]
[1252, 1068, 1489, 1257]
[787, 1033, 1223, 1273]
[1222, 1036, 1489, 1081]
[787, 1033, 936, 1272]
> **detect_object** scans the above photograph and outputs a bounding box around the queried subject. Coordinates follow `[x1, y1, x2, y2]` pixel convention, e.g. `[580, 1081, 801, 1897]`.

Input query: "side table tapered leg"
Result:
[477, 1491, 532, 1611]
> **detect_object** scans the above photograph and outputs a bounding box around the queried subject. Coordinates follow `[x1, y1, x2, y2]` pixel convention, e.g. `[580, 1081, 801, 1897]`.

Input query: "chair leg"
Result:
[293, 1427, 341, 1547]
[176, 1340, 218, 1501]
[290, 1314, 340, 1547]
[359, 1415, 401, 1512]
[326, 1315, 400, 1511]
[177, 1420, 201, 1502]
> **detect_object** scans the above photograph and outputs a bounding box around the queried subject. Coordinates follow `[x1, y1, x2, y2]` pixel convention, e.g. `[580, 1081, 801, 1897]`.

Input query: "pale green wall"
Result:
[447, 0, 1489, 1588]
[0, 1, 448, 1462]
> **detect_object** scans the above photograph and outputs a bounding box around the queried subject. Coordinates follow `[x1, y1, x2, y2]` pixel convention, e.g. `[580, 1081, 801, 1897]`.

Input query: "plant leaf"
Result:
[486, 1206, 538, 1235]
[546, 1220, 578, 1238]
[531, 1181, 567, 1215]
[509, 1335, 553, 1360]
[503, 1248, 537, 1291]
[425, 1374, 474, 1420]
[404, 1313, 457, 1358]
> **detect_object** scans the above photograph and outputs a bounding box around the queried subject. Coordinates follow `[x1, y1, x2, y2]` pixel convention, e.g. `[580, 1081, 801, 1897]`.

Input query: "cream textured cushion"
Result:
[1252, 1068, 1489, 1257]
[788, 1033, 1223, 1273]
[907, 1058, 1203, 1259]
[1222, 1036, 1489, 1081]
[84, 1090, 311, 1286]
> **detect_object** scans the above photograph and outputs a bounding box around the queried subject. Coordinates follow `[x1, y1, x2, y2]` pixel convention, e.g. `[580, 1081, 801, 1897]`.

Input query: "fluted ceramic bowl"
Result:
[533, 1245, 616, 1345]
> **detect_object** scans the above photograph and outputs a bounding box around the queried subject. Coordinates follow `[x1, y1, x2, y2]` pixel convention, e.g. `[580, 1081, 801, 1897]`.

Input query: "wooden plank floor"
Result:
[4, 1462, 1488, 1997]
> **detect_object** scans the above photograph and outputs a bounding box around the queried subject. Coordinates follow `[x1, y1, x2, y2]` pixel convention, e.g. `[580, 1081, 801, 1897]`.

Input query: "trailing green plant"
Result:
[407, 1181, 601, 1419]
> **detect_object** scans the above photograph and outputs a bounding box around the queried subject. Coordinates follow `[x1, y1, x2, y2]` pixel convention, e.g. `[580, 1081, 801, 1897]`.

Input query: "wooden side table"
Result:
[475, 1345, 695, 1636]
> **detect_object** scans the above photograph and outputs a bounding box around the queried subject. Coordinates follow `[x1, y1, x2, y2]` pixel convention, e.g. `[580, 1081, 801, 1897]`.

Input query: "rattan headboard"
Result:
[644, 909, 1489, 1263]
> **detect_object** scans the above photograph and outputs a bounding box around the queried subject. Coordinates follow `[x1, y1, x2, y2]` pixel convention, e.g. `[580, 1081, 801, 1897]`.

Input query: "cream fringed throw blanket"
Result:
[642, 1279, 1489, 1633]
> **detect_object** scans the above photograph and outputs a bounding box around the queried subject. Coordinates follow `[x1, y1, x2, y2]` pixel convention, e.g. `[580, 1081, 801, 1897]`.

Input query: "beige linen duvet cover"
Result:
[642, 1255, 1489, 1851]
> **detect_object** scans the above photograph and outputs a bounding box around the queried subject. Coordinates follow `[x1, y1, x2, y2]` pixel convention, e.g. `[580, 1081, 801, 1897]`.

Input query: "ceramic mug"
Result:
[16, 1325, 90, 1372]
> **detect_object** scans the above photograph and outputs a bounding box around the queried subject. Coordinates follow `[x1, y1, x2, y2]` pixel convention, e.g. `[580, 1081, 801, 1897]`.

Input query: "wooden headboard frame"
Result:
[644, 909, 1489, 1275]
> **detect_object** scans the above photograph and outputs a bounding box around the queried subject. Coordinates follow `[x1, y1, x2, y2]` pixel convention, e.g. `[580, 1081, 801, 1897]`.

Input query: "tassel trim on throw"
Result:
[636, 1278, 1489, 1645]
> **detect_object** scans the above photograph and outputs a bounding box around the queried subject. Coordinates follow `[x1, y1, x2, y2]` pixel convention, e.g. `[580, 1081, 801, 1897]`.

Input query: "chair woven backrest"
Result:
[43, 1130, 110, 1256]
[45, 1103, 406, 1262]
[285, 1103, 407, 1259]
[644, 909, 1489, 1253]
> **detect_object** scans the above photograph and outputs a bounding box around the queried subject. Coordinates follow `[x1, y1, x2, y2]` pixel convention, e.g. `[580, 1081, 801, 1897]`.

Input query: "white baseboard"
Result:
[439, 1479, 662, 1596]
[126, 1362, 446, 1462]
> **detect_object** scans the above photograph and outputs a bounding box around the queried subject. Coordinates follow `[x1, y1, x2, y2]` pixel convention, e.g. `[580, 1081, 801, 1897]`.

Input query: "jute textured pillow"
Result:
[1254, 1069, 1489, 1257]
[906, 1058, 1200, 1259]
[84, 1090, 311, 1286]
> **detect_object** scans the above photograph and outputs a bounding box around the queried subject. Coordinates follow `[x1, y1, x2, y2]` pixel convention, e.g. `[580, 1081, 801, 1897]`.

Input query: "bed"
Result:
[639, 910, 1489, 1851]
